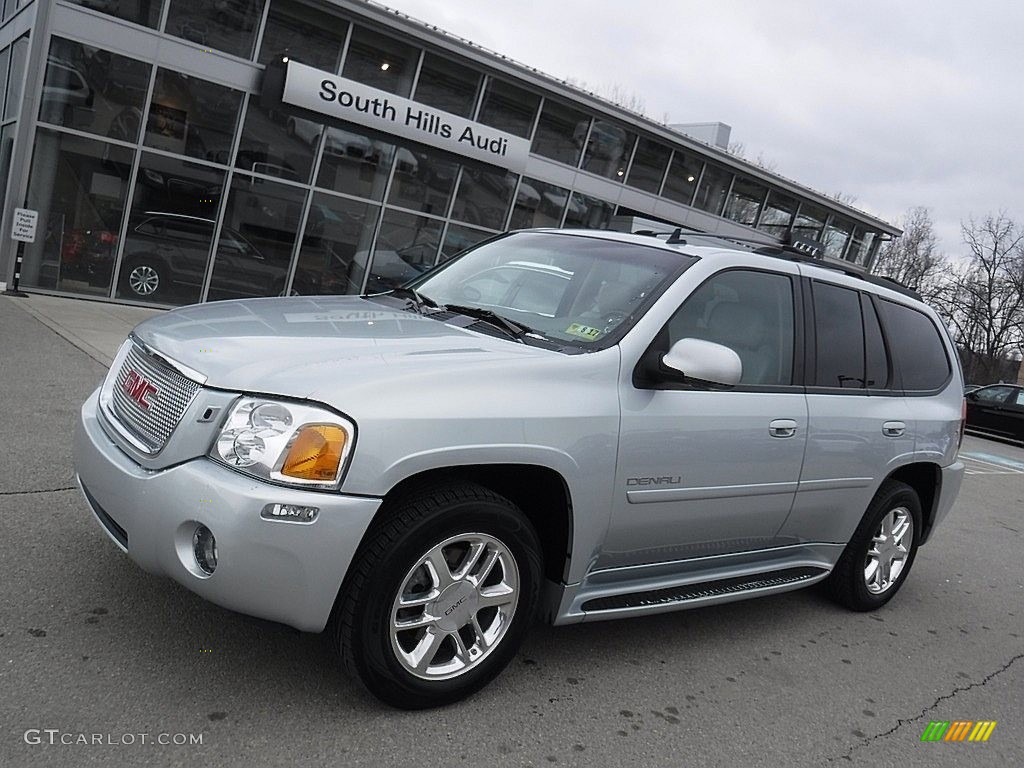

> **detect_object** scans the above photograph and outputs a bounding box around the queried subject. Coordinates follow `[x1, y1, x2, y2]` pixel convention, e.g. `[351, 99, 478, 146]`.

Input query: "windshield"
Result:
[407, 232, 695, 348]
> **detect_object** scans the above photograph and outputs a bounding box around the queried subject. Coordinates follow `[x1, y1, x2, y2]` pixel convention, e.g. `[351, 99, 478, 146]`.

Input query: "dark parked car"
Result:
[964, 384, 1024, 443]
[81, 213, 310, 302]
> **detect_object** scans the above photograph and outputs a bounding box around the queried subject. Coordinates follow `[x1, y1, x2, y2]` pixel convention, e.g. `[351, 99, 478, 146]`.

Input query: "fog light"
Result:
[193, 525, 218, 575]
[261, 503, 319, 523]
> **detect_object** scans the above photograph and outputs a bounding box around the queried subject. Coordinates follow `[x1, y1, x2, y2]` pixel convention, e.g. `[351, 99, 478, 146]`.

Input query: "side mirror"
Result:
[965, 391, 977, 401]
[661, 338, 743, 386]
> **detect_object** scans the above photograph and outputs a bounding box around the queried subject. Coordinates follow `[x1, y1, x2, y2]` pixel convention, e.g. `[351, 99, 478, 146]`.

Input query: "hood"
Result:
[132, 296, 560, 399]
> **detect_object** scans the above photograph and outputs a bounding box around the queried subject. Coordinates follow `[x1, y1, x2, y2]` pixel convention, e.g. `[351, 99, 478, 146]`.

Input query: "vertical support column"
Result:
[2, 0, 53, 287]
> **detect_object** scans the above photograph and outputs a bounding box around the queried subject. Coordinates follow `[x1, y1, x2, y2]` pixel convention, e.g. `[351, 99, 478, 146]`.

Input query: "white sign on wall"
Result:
[280, 61, 531, 173]
[11, 208, 38, 243]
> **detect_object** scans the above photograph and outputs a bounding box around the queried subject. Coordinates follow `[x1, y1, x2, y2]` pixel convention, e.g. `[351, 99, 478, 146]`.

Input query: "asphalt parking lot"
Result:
[1, 296, 1021, 767]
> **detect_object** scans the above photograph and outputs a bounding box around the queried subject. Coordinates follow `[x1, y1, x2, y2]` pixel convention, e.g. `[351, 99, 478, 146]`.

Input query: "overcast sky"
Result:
[377, 0, 1021, 255]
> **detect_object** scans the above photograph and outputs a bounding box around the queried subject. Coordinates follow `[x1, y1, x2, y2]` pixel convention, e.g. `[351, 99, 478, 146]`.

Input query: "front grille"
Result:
[109, 343, 201, 453]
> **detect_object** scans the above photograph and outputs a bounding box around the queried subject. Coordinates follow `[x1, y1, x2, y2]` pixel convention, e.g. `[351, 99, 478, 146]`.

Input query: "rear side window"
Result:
[877, 300, 951, 391]
[812, 281, 865, 388]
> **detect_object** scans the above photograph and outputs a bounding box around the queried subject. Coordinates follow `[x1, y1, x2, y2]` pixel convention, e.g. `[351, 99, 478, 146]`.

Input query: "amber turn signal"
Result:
[280, 424, 347, 482]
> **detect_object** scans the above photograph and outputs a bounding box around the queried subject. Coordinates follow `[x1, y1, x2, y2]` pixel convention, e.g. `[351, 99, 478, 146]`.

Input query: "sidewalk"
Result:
[3, 293, 163, 366]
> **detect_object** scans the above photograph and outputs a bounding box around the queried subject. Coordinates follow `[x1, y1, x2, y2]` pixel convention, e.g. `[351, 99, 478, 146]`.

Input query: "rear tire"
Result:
[335, 482, 543, 709]
[826, 479, 922, 611]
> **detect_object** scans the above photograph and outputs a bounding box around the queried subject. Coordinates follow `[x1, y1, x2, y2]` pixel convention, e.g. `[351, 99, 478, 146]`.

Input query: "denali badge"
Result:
[122, 370, 158, 410]
[626, 476, 682, 486]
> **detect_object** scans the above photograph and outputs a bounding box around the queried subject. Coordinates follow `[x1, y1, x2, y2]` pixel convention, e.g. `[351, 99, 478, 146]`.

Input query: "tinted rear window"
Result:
[813, 281, 865, 388]
[878, 300, 951, 391]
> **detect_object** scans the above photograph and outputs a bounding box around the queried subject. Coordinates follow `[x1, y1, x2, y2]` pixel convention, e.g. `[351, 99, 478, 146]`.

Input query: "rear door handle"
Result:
[769, 419, 798, 438]
[883, 421, 906, 437]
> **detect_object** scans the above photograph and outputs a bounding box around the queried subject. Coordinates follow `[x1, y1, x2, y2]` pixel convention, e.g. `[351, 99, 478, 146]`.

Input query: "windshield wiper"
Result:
[389, 286, 439, 310]
[443, 304, 534, 342]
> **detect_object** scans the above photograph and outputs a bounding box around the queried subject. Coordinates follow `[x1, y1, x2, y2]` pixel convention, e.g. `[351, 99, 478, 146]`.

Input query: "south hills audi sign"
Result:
[279, 61, 531, 172]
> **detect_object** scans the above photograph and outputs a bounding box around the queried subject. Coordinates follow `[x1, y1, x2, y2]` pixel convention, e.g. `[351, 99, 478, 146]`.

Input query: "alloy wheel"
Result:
[390, 532, 519, 681]
[864, 506, 913, 595]
[128, 265, 160, 296]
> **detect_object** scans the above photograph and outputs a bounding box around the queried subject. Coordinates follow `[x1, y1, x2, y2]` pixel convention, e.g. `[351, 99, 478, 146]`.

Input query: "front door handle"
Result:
[883, 421, 906, 437]
[769, 419, 798, 438]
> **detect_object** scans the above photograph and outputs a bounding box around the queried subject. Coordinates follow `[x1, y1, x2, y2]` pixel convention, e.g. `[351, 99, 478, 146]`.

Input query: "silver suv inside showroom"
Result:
[0, 0, 899, 307]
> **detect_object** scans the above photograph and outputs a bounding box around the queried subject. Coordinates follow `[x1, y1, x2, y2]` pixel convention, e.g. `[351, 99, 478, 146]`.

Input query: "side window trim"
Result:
[862, 292, 895, 393]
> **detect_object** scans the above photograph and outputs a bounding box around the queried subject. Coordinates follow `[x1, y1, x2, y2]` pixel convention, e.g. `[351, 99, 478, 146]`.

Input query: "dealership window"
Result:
[164, 0, 267, 59]
[626, 137, 670, 194]
[846, 227, 878, 266]
[342, 26, 418, 97]
[386, 142, 459, 217]
[114, 154, 225, 305]
[413, 53, 480, 118]
[792, 201, 828, 241]
[758, 190, 798, 237]
[258, 0, 348, 71]
[4, 35, 28, 121]
[531, 99, 588, 167]
[509, 176, 569, 230]
[144, 69, 243, 164]
[40, 39, 152, 143]
[316, 124, 395, 202]
[20, 129, 134, 296]
[823, 216, 853, 260]
[294, 192, 378, 295]
[441, 223, 493, 261]
[564, 191, 613, 229]
[661, 151, 703, 207]
[692, 162, 731, 216]
[236, 101, 316, 184]
[66, 0, 165, 29]
[477, 77, 540, 139]
[368, 209, 444, 293]
[723, 176, 767, 227]
[581, 119, 635, 181]
[450, 166, 517, 230]
[206, 175, 306, 301]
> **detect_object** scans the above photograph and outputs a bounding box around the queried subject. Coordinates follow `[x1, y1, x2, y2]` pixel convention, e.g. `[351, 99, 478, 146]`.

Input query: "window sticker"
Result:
[565, 323, 601, 340]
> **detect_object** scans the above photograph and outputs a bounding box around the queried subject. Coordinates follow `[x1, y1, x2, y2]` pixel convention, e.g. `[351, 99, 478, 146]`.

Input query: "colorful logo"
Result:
[920, 721, 997, 742]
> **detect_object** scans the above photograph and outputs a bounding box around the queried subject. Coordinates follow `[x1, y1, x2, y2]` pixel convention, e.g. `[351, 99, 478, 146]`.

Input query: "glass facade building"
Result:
[0, 0, 900, 307]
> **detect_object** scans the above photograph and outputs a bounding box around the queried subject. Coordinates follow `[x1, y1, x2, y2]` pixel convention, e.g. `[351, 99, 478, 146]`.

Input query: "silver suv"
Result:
[74, 230, 965, 708]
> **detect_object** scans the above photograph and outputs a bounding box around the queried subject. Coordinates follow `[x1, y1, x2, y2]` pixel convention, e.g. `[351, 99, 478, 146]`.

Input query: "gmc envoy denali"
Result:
[74, 229, 965, 708]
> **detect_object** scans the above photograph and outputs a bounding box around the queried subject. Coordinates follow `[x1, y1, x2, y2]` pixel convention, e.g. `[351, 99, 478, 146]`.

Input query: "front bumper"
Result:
[74, 389, 382, 632]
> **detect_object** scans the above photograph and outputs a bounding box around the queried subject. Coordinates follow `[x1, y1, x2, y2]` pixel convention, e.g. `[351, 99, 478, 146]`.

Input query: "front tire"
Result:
[335, 483, 542, 709]
[826, 479, 922, 611]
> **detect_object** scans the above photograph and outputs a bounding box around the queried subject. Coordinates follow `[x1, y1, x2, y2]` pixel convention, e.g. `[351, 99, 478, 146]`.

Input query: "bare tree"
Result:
[564, 78, 649, 117]
[871, 206, 946, 299]
[938, 213, 1024, 381]
[754, 151, 779, 173]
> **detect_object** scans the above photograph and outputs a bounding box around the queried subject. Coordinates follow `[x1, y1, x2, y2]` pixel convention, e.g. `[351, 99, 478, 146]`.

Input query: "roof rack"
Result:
[635, 229, 923, 301]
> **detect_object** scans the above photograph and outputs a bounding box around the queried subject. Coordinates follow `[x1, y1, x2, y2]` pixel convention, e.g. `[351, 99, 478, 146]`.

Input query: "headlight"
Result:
[210, 397, 355, 489]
